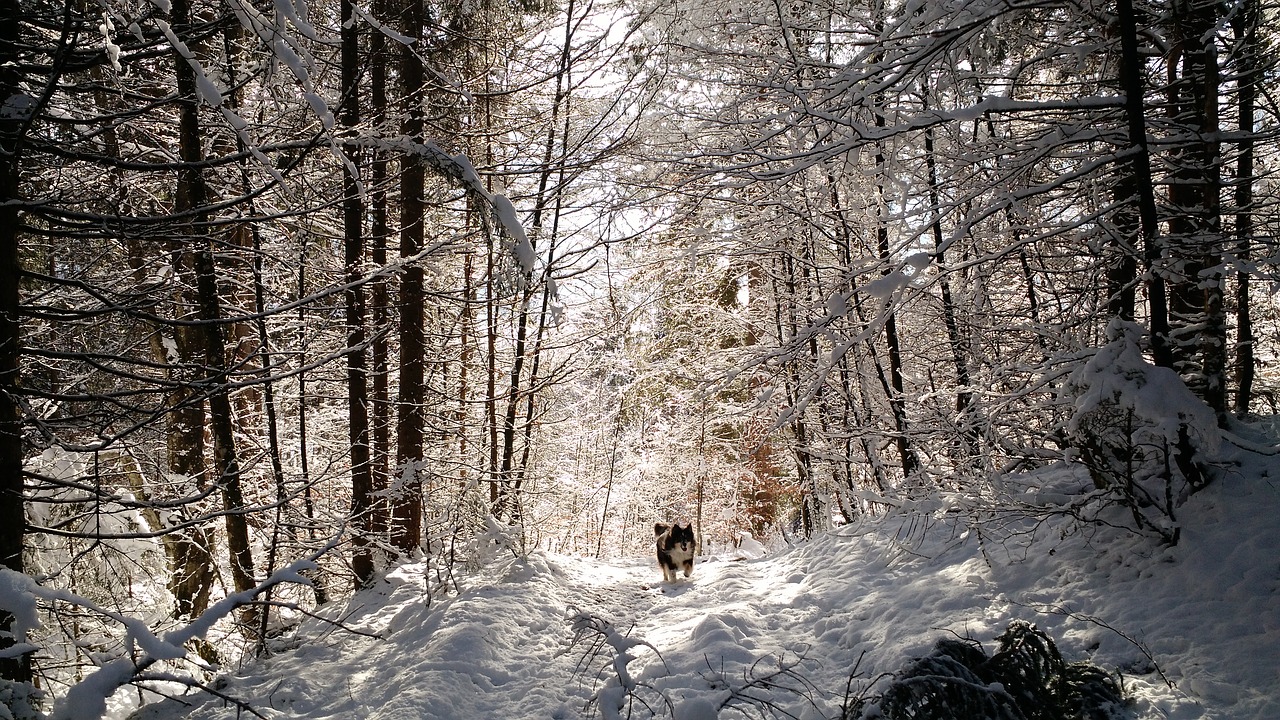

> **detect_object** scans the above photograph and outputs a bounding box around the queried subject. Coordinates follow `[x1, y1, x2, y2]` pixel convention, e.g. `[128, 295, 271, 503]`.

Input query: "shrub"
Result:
[855, 621, 1129, 720]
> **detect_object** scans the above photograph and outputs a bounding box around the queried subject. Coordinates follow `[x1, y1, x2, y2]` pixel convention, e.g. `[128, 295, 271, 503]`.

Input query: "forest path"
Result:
[131, 471, 1280, 720]
[548, 548, 848, 718]
[134, 549, 813, 720]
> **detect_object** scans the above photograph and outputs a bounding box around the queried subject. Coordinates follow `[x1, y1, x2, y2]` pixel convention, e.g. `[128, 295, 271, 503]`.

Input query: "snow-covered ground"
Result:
[132, 452, 1279, 720]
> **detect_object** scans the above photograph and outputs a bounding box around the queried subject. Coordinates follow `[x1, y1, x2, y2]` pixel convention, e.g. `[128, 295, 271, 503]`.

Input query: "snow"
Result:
[123, 438, 1278, 720]
[1069, 319, 1220, 454]
[0, 570, 39, 642]
[858, 253, 931, 300]
[99, 16, 122, 73]
[489, 193, 537, 275]
[54, 660, 135, 720]
[154, 20, 223, 107]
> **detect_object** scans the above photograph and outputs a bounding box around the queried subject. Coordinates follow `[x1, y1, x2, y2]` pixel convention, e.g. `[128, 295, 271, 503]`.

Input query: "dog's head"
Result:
[657, 521, 694, 550]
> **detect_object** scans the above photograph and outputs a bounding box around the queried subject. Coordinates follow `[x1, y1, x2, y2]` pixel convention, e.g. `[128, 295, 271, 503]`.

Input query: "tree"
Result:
[0, 0, 29, 682]
[627, 0, 1278, 519]
[392, 0, 427, 555]
[341, 0, 376, 588]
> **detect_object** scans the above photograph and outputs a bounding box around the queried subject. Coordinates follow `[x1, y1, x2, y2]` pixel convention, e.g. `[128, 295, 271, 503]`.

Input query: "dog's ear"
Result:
[654, 523, 669, 536]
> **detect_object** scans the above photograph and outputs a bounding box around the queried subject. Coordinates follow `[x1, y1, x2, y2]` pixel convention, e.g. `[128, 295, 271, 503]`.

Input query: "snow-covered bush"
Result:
[0, 679, 42, 720]
[1062, 320, 1219, 543]
[568, 609, 668, 720]
[852, 620, 1128, 720]
[21, 448, 176, 703]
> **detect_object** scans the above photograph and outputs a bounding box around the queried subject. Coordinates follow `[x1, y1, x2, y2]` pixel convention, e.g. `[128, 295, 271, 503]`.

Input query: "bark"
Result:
[0, 0, 28, 680]
[159, 318, 217, 625]
[1164, 0, 1226, 417]
[496, 290, 530, 519]
[217, 19, 260, 432]
[173, 0, 257, 629]
[1116, 0, 1172, 368]
[295, 241, 328, 605]
[827, 178, 889, 497]
[341, 0, 375, 588]
[459, 254, 475, 485]
[393, 0, 426, 553]
[192, 246, 259, 628]
[485, 217, 500, 504]
[873, 122, 919, 479]
[126, 241, 217, 633]
[92, 24, 220, 635]
[774, 251, 819, 536]
[508, 1, 579, 510]
[1232, 0, 1258, 417]
[924, 114, 981, 464]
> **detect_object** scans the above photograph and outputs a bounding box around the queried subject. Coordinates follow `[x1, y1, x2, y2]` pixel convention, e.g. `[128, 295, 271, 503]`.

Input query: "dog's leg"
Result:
[682, 560, 693, 578]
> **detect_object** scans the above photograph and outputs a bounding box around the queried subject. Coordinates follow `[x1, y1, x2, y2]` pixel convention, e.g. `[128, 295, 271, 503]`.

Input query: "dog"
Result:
[654, 522, 696, 582]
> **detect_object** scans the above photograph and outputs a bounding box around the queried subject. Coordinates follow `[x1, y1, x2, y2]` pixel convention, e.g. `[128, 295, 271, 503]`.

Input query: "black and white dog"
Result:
[654, 522, 696, 582]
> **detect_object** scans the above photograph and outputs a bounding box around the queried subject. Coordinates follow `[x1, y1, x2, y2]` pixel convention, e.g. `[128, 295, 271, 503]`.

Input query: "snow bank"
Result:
[133, 430, 1279, 720]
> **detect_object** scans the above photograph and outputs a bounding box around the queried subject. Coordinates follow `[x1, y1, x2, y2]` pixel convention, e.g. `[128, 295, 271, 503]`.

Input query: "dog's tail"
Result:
[654, 523, 669, 537]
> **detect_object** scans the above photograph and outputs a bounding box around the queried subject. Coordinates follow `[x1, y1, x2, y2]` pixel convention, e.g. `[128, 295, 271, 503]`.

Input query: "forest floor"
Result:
[131, 446, 1279, 720]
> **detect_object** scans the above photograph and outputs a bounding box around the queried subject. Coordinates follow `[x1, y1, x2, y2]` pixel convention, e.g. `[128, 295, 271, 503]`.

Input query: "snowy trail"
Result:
[134, 469, 1280, 720]
[552, 552, 830, 719]
[136, 548, 838, 720]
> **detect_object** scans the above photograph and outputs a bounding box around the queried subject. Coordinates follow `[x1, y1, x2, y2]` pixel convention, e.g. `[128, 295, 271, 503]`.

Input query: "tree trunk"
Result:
[295, 240, 328, 605]
[923, 113, 981, 465]
[1116, 0, 1172, 368]
[173, 0, 257, 629]
[341, 0, 375, 588]
[485, 215, 500, 505]
[0, 0, 29, 679]
[393, 0, 426, 554]
[1232, 0, 1257, 417]
[873, 112, 919, 478]
[161, 322, 216, 624]
[1164, 0, 1225, 417]
[124, 238, 218, 635]
[459, 254, 475, 485]
[774, 251, 820, 536]
[102, 39, 219, 634]
[192, 246, 259, 629]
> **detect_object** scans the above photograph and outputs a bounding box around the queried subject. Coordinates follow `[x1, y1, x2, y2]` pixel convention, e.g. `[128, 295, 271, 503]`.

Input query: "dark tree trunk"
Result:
[496, 285, 532, 520]
[924, 116, 980, 464]
[1164, 0, 1225, 417]
[173, 0, 257, 628]
[341, 0, 375, 588]
[1116, 0, 1172, 368]
[874, 146, 919, 478]
[870, 0, 918, 480]
[393, 0, 426, 553]
[1232, 0, 1258, 417]
[0, 0, 29, 680]
[459, 254, 475, 484]
[485, 219, 500, 505]
[295, 241, 328, 605]
[162, 323, 216, 626]
[193, 246, 259, 625]
[774, 251, 819, 536]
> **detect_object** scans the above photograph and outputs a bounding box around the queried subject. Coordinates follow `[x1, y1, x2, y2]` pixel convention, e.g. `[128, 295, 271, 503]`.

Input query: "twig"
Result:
[1011, 599, 1174, 689]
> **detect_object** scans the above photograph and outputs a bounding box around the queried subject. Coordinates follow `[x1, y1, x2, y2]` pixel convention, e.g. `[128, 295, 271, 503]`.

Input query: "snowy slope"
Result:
[132, 454, 1279, 720]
